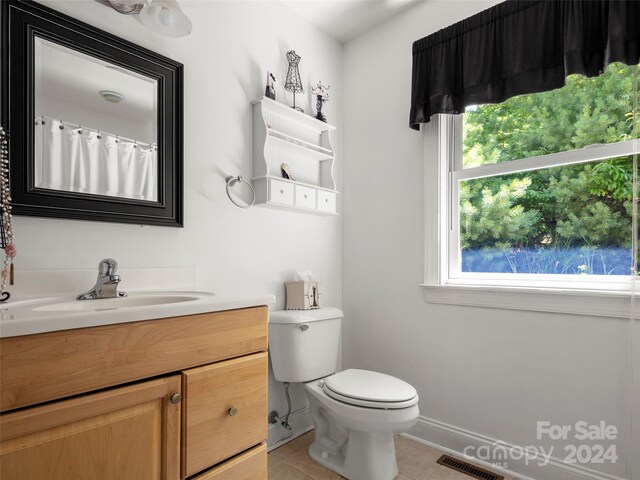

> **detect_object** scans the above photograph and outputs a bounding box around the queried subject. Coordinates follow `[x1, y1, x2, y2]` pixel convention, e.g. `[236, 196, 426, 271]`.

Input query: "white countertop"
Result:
[0, 291, 275, 338]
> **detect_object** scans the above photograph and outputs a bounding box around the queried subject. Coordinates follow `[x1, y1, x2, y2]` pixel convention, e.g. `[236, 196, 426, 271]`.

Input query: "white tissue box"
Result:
[285, 281, 320, 310]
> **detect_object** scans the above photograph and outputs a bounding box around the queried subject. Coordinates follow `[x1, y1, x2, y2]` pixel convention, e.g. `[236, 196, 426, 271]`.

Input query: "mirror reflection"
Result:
[33, 36, 159, 202]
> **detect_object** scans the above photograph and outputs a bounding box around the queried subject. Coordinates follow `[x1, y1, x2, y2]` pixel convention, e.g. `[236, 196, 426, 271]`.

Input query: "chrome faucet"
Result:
[77, 258, 127, 300]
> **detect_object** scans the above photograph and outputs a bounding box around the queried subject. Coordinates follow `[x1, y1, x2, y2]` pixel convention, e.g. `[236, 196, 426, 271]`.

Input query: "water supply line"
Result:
[268, 382, 293, 431]
[282, 382, 293, 430]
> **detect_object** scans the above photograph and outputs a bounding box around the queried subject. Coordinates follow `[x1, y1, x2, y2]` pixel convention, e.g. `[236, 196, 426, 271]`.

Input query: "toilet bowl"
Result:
[304, 370, 419, 480]
[269, 308, 420, 480]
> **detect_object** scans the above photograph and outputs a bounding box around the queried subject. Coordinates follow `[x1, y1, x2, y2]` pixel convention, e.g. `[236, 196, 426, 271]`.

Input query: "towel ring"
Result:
[225, 175, 255, 209]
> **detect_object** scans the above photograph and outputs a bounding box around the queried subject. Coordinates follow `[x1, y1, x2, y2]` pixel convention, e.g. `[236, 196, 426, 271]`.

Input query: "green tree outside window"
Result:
[461, 63, 638, 275]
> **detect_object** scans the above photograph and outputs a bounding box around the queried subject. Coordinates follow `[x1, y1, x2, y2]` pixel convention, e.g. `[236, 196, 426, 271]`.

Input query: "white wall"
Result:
[23, 0, 343, 446]
[342, 2, 639, 480]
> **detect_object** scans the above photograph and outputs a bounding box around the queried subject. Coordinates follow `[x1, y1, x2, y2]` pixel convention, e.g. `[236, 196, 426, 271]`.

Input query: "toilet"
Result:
[269, 308, 419, 480]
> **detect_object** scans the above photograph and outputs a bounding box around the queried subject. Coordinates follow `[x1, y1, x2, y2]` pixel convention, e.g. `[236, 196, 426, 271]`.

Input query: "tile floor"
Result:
[268, 431, 516, 480]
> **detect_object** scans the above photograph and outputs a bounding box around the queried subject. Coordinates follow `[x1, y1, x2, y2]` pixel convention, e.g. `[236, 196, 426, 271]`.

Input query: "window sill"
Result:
[420, 283, 638, 319]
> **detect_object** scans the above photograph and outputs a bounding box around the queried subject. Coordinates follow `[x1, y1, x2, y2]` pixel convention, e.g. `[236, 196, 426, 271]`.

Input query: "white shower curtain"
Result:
[35, 118, 158, 202]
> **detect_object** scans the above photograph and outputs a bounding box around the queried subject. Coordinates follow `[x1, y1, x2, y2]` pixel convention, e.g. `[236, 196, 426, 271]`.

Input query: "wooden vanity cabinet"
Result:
[0, 306, 269, 480]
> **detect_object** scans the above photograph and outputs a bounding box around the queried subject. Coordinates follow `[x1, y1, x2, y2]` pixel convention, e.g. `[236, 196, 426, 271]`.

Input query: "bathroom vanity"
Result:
[0, 300, 270, 480]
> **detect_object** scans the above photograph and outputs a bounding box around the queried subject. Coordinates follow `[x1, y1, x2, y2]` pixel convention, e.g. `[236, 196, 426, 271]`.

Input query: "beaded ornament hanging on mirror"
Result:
[0, 126, 15, 302]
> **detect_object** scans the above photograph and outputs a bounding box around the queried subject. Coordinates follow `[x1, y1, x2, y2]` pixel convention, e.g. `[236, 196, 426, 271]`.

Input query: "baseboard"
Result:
[267, 406, 313, 451]
[407, 416, 626, 480]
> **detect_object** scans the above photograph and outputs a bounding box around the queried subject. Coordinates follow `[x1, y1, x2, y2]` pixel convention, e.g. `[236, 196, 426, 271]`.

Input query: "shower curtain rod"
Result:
[36, 114, 157, 149]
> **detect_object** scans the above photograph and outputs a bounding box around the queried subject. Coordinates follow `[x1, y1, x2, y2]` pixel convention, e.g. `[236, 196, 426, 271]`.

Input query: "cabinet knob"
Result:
[280, 189, 284, 194]
[170, 393, 182, 405]
[304, 194, 308, 198]
[228, 406, 239, 417]
[325, 198, 328, 203]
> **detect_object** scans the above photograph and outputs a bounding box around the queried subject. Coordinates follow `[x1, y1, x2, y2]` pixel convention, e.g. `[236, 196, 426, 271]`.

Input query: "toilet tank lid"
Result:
[269, 307, 344, 324]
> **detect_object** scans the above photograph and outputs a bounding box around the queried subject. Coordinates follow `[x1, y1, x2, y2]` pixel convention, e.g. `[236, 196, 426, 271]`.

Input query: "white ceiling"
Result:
[282, 0, 425, 43]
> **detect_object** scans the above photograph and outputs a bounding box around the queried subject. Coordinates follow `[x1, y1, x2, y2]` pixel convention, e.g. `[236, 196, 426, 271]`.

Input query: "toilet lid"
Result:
[323, 369, 418, 409]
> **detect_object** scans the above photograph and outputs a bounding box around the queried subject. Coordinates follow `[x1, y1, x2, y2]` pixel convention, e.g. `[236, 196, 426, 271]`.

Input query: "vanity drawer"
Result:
[317, 190, 336, 213]
[294, 184, 316, 209]
[0, 307, 268, 412]
[182, 352, 267, 477]
[268, 178, 294, 205]
[191, 443, 266, 480]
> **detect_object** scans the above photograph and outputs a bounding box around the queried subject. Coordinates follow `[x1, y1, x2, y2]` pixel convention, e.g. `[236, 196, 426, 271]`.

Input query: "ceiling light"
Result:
[158, 7, 175, 27]
[97, 0, 145, 15]
[99, 90, 125, 103]
[139, 0, 192, 38]
[94, 0, 192, 37]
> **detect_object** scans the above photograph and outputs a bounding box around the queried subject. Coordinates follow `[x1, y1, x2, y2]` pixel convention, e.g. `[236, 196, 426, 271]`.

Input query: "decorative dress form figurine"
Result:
[312, 81, 330, 122]
[284, 50, 304, 112]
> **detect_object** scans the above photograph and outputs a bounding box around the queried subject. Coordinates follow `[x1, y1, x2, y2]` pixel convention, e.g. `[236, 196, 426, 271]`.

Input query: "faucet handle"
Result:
[98, 258, 118, 277]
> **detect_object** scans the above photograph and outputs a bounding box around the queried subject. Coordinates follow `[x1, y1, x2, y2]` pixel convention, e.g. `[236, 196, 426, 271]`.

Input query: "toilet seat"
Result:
[323, 369, 418, 409]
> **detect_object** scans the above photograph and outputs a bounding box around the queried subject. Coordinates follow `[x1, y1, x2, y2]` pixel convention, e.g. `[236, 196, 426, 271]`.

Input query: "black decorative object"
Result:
[1, 0, 184, 226]
[312, 81, 330, 123]
[409, 0, 640, 129]
[281, 163, 294, 181]
[265, 72, 276, 100]
[284, 50, 304, 112]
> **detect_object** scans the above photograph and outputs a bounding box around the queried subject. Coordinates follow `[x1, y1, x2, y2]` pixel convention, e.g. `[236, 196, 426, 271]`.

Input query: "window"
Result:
[428, 63, 639, 294]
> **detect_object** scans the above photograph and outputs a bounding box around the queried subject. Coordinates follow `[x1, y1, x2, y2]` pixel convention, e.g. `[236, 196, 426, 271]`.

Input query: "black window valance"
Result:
[409, 0, 639, 130]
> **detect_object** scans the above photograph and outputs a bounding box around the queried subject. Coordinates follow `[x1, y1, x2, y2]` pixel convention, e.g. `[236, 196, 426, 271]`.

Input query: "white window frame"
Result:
[422, 114, 640, 318]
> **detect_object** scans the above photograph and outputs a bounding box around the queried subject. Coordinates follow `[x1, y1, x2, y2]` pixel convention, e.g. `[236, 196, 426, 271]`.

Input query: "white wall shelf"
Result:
[268, 129, 333, 155]
[267, 133, 334, 162]
[252, 96, 338, 215]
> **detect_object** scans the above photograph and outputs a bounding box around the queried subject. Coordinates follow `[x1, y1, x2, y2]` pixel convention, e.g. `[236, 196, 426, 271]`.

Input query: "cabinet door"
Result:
[191, 443, 266, 480]
[182, 352, 267, 477]
[0, 376, 181, 480]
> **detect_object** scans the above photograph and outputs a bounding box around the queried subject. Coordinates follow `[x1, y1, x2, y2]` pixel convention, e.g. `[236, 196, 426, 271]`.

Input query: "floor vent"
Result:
[436, 454, 504, 480]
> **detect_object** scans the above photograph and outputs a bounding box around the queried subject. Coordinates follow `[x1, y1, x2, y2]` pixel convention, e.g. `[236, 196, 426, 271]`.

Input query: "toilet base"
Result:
[304, 380, 418, 480]
[308, 430, 398, 480]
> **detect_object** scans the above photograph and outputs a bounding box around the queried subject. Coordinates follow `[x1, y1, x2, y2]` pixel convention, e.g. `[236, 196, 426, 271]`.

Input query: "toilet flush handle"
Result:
[298, 324, 309, 331]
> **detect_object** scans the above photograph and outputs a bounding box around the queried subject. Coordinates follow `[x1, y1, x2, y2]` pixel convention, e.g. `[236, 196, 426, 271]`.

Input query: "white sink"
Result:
[33, 294, 202, 312]
[0, 291, 275, 338]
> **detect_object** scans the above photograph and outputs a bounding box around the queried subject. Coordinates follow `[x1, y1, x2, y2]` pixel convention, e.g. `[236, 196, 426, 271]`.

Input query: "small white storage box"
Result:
[285, 281, 320, 310]
[294, 184, 317, 209]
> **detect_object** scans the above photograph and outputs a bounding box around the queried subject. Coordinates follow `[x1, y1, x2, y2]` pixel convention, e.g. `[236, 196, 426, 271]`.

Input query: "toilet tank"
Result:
[269, 307, 343, 383]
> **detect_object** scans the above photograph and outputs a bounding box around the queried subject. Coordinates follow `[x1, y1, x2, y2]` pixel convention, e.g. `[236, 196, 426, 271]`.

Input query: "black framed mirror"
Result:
[1, 0, 183, 226]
